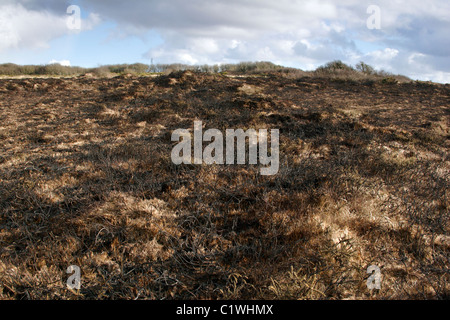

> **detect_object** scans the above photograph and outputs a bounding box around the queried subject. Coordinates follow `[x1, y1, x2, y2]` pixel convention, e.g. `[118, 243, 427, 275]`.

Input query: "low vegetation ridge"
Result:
[0, 60, 412, 83]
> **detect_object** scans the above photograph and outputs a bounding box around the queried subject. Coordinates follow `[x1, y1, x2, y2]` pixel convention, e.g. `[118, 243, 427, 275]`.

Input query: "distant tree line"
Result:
[315, 60, 392, 77]
[0, 61, 287, 76]
[0, 60, 408, 82]
[0, 63, 86, 76]
[146, 61, 284, 73]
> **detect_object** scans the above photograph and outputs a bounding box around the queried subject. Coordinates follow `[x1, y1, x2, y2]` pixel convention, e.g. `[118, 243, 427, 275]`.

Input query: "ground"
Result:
[0, 71, 448, 299]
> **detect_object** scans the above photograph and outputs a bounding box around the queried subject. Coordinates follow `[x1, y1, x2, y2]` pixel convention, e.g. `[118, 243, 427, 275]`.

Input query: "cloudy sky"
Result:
[0, 0, 449, 83]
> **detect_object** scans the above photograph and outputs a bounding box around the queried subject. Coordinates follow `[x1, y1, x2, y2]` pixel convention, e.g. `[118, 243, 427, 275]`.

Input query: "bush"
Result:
[90, 66, 112, 78]
[381, 77, 398, 85]
[316, 60, 355, 73]
[101, 63, 150, 74]
[355, 61, 375, 75]
[220, 61, 283, 74]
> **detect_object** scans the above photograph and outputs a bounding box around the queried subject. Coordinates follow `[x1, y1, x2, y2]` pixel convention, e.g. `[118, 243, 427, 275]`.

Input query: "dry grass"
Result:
[0, 71, 448, 300]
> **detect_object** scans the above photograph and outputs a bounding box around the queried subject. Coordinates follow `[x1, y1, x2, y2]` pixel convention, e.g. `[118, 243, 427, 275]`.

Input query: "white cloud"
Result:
[49, 59, 71, 66]
[366, 48, 399, 61]
[0, 3, 66, 50]
[0, 2, 100, 52]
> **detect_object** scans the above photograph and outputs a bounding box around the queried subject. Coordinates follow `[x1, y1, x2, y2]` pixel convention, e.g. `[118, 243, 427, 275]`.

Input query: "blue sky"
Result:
[0, 0, 449, 83]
